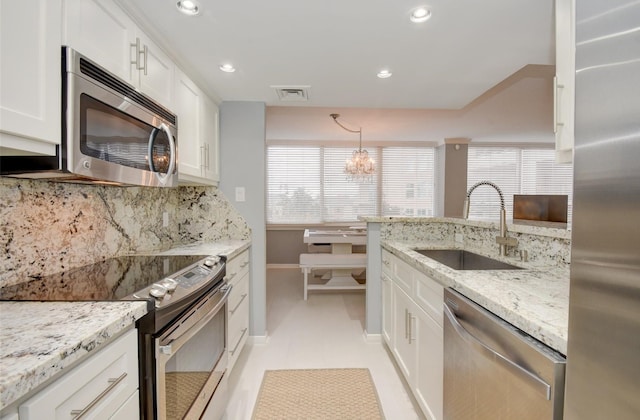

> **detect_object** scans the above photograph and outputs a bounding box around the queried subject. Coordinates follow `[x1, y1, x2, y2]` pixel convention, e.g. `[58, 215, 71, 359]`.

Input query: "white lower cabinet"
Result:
[381, 272, 394, 346]
[19, 329, 139, 420]
[383, 249, 443, 420]
[226, 249, 250, 372]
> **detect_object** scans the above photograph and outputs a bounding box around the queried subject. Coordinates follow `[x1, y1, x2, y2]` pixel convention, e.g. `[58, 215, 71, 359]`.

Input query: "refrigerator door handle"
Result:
[444, 303, 552, 400]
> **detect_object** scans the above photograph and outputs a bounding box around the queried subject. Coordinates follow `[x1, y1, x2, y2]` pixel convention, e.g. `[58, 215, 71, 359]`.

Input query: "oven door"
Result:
[155, 284, 231, 420]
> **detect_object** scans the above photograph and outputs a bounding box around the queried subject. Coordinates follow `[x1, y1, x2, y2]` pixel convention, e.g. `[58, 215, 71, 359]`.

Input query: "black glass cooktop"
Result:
[0, 255, 208, 302]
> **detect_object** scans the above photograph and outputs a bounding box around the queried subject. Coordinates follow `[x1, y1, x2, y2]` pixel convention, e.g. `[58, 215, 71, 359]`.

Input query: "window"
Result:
[267, 144, 435, 224]
[467, 146, 573, 222]
[382, 147, 435, 218]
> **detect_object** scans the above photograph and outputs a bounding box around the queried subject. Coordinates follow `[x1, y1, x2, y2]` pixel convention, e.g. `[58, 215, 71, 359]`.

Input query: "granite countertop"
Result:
[382, 240, 570, 355]
[0, 239, 250, 411]
[0, 301, 148, 410]
[149, 239, 251, 260]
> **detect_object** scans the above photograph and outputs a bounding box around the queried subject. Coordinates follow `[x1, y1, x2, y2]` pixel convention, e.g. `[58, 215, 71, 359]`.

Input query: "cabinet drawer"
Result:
[414, 273, 444, 327]
[228, 271, 249, 316]
[381, 249, 393, 277]
[227, 294, 249, 372]
[393, 256, 415, 295]
[226, 250, 250, 285]
[20, 329, 138, 419]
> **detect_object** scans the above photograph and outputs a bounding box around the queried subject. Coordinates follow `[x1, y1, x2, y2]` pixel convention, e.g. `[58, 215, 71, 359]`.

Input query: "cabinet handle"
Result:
[405, 309, 409, 340]
[200, 144, 206, 170]
[204, 144, 210, 169]
[408, 314, 415, 343]
[70, 372, 127, 419]
[142, 44, 148, 75]
[224, 272, 237, 282]
[553, 76, 565, 133]
[230, 328, 248, 356]
[240, 261, 249, 268]
[230, 293, 248, 315]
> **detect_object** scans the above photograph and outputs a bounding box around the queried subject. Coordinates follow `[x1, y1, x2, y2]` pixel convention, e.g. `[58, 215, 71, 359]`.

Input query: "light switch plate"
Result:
[235, 187, 246, 202]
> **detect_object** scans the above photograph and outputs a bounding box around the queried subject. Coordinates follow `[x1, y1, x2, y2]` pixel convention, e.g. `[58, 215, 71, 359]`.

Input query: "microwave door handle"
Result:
[147, 123, 176, 185]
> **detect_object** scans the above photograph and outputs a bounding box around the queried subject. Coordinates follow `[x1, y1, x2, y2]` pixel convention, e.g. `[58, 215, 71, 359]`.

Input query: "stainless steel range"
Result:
[0, 254, 230, 420]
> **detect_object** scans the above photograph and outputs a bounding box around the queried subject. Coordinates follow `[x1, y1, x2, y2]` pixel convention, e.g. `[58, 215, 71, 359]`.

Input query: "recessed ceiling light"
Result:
[410, 7, 431, 23]
[219, 64, 236, 73]
[377, 70, 392, 79]
[176, 0, 200, 16]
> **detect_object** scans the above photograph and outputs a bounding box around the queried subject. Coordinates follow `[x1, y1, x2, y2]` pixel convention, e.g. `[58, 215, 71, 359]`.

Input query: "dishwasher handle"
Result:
[444, 302, 552, 400]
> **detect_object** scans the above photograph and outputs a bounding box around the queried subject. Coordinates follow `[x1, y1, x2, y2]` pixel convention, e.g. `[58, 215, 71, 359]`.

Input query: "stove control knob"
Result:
[203, 257, 220, 268]
[161, 278, 178, 292]
[149, 285, 167, 299]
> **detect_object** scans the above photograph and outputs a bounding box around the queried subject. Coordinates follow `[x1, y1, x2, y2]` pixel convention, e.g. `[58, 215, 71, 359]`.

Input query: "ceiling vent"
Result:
[272, 86, 310, 102]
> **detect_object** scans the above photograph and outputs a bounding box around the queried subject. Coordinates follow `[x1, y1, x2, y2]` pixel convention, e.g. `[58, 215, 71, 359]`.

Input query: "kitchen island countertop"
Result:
[383, 240, 570, 355]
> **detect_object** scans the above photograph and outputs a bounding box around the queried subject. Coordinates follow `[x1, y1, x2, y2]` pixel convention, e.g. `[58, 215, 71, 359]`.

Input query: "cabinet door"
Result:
[392, 285, 417, 384]
[174, 67, 202, 179]
[201, 96, 220, 183]
[554, 0, 575, 163]
[381, 273, 394, 346]
[0, 0, 61, 155]
[63, 0, 137, 84]
[414, 307, 444, 420]
[134, 32, 174, 106]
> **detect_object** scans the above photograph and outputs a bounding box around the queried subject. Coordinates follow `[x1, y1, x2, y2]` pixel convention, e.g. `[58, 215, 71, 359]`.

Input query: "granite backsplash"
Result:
[0, 178, 250, 286]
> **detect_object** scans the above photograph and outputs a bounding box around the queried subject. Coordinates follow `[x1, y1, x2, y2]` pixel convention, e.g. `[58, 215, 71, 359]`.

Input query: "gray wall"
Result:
[219, 101, 267, 338]
[443, 142, 469, 217]
[266, 230, 308, 265]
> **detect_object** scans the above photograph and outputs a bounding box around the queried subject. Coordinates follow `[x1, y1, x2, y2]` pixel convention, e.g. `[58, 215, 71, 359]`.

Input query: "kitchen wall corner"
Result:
[0, 177, 250, 286]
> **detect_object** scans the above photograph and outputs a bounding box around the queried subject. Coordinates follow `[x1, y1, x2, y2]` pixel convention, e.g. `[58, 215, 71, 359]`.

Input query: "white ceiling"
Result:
[120, 0, 555, 110]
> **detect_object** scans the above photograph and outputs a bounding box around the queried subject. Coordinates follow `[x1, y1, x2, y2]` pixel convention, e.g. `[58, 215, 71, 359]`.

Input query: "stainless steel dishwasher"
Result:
[443, 288, 566, 420]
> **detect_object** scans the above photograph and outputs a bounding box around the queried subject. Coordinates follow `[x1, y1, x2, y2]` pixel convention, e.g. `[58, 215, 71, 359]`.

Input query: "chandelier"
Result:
[330, 113, 376, 180]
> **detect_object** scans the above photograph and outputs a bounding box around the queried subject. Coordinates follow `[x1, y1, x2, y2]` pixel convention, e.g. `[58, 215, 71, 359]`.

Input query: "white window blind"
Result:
[266, 144, 436, 224]
[267, 146, 322, 223]
[323, 147, 378, 222]
[467, 146, 573, 221]
[382, 147, 436, 217]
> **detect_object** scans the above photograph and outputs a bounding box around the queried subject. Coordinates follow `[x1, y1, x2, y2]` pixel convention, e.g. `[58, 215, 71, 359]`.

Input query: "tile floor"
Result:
[223, 267, 422, 419]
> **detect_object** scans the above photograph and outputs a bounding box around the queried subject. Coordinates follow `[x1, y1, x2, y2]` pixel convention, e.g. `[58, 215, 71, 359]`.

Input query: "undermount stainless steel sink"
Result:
[414, 249, 523, 270]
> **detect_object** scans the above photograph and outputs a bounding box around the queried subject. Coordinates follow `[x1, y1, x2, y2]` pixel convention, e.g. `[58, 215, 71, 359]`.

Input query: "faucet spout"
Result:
[463, 181, 516, 256]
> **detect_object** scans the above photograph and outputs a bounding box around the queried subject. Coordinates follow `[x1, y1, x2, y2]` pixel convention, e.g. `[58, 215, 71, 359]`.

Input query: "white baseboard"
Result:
[267, 263, 300, 269]
[248, 334, 269, 345]
[363, 331, 382, 343]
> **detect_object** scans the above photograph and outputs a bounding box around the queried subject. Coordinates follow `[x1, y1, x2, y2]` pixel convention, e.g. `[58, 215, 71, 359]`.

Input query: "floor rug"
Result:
[252, 368, 385, 419]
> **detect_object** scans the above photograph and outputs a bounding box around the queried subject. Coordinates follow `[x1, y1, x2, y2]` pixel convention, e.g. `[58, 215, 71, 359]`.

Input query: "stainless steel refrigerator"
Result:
[564, 1, 640, 419]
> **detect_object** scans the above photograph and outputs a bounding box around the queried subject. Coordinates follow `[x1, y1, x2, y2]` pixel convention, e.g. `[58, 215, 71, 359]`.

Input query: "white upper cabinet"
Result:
[202, 95, 220, 183]
[63, 0, 136, 84]
[132, 31, 174, 107]
[174, 68, 202, 179]
[63, 0, 174, 107]
[0, 0, 62, 156]
[175, 67, 220, 186]
[554, 0, 575, 163]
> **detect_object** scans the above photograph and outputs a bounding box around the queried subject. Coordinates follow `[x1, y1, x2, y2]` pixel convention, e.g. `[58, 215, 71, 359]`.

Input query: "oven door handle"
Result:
[160, 284, 232, 356]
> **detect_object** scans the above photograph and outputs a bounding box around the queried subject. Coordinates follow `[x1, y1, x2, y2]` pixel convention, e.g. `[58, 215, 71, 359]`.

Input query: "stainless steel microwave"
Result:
[1, 47, 178, 187]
